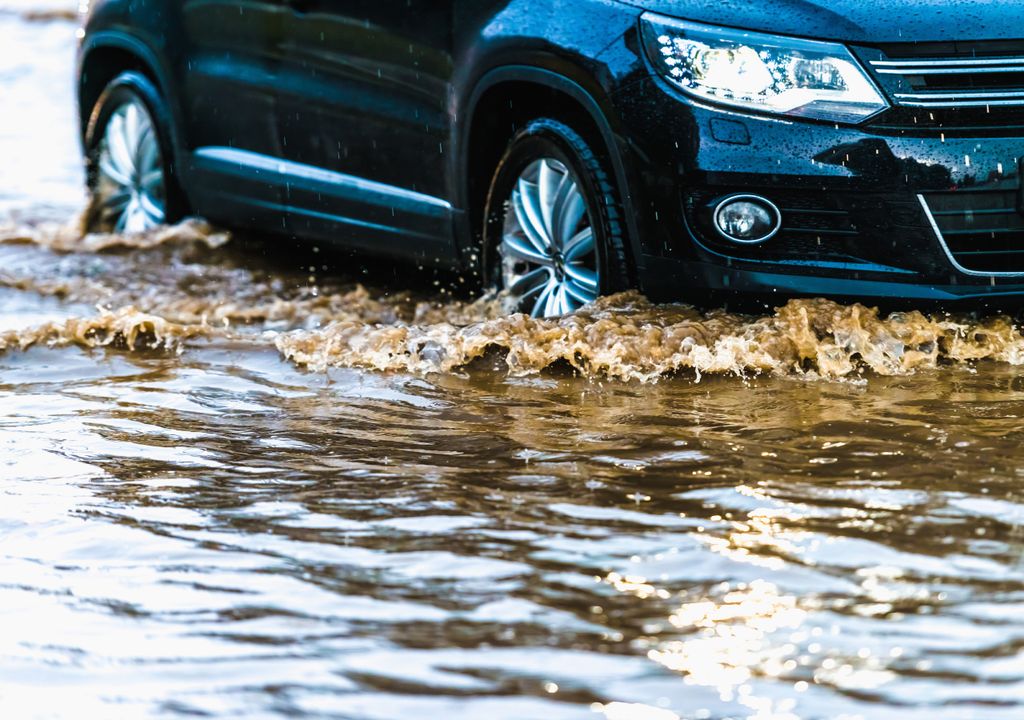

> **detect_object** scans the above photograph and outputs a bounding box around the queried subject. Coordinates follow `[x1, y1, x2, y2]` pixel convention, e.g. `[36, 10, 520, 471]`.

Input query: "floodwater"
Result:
[2, 8, 1024, 720]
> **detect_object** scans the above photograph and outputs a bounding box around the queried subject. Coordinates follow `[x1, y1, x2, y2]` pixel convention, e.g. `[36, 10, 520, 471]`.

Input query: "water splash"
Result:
[2, 219, 1024, 381]
[277, 293, 1024, 381]
[0, 213, 229, 253]
[0, 305, 208, 353]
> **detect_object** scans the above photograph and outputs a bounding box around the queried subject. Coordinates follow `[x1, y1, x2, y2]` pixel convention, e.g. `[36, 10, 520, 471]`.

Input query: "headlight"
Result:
[640, 13, 888, 124]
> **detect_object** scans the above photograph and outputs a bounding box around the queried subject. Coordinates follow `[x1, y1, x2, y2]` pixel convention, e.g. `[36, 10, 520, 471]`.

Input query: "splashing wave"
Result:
[277, 292, 1024, 381]
[3, 219, 1024, 380]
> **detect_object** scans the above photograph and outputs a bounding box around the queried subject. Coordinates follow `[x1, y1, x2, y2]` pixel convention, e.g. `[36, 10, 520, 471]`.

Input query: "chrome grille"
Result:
[919, 190, 1024, 276]
[870, 56, 1024, 108]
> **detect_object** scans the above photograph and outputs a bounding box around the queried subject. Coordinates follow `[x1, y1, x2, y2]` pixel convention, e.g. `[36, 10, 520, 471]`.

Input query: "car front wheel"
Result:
[483, 119, 630, 318]
[84, 71, 184, 233]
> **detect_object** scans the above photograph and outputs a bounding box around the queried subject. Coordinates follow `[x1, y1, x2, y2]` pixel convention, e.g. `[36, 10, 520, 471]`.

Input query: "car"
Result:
[76, 0, 1024, 317]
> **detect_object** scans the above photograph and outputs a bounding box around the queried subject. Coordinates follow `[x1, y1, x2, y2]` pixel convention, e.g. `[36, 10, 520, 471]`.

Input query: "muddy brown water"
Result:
[2, 9, 1024, 720]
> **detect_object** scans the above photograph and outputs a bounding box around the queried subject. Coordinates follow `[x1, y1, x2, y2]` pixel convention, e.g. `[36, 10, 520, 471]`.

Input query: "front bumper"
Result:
[642, 257, 1024, 313]
[614, 73, 1024, 307]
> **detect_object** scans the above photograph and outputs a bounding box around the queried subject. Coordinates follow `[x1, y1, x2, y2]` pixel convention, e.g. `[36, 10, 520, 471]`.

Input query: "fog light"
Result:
[713, 195, 781, 244]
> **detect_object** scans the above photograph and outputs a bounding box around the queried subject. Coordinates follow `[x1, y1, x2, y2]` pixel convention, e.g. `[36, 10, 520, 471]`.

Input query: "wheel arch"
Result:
[458, 65, 642, 288]
[77, 32, 184, 152]
[78, 32, 192, 224]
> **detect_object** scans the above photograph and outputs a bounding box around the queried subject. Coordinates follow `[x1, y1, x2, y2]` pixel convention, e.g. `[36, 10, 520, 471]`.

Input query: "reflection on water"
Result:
[4, 341, 1024, 719]
[2, 7, 1024, 720]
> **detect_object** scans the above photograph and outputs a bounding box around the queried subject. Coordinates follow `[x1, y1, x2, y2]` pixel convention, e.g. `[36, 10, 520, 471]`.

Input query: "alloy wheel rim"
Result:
[500, 158, 598, 318]
[95, 98, 166, 233]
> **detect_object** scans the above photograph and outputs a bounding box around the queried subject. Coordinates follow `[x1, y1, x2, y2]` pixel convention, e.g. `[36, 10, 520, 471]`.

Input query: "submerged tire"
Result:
[482, 118, 630, 318]
[84, 71, 186, 233]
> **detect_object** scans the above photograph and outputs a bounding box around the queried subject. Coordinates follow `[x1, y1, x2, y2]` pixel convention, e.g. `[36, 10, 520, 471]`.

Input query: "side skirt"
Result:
[188, 146, 460, 264]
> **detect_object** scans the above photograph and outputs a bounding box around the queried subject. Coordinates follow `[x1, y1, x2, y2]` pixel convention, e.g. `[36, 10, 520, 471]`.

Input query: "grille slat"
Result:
[942, 227, 1024, 236]
[781, 227, 861, 237]
[869, 51, 1024, 110]
[896, 97, 1024, 108]
[931, 208, 1018, 217]
[896, 91, 1024, 100]
[875, 65, 1024, 75]
[919, 191, 1024, 275]
[874, 58, 1024, 70]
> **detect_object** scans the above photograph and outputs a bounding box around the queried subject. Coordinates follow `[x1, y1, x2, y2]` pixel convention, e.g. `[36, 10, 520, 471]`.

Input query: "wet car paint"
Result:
[78, 0, 1024, 308]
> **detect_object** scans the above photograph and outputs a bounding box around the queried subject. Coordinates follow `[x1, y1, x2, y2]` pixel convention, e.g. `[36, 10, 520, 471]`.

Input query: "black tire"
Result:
[482, 118, 631, 314]
[83, 70, 188, 231]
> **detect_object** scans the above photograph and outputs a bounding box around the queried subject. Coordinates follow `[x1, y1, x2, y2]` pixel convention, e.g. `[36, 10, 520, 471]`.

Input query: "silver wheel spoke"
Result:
[563, 227, 595, 261]
[123, 102, 141, 153]
[136, 127, 159, 176]
[139, 194, 165, 224]
[139, 168, 163, 193]
[530, 279, 558, 318]
[114, 197, 136, 233]
[564, 276, 598, 304]
[504, 235, 551, 265]
[509, 266, 551, 297]
[544, 283, 565, 318]
[99, 154, 132, 187]
[94, 99, 166, 233]
[512, 187, 551, 255]
[565, 264, 598, 291]
[538, 160, 561, 239]
[558, 286, 574, 316]
[555, 186, 587, 250]
[501, 157, 600, 318]
[107, 115, 136, 179]
[101, 188, 132, 216]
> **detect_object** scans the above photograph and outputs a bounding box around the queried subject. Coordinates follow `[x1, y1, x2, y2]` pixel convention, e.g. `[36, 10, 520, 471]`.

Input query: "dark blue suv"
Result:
[77, 1, 1024, 316]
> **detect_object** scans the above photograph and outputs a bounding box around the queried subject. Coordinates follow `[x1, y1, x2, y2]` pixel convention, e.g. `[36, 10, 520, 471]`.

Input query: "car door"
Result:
[177, 0, 290, 228]
[275, 0, 457, 260]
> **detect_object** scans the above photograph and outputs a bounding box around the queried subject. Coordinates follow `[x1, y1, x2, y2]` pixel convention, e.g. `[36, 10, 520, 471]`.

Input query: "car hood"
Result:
[620, 0, 1022, 44]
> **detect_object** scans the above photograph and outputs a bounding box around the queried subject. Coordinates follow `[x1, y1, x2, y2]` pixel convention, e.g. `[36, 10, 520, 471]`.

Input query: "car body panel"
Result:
[273, 1, 457, 257]
[177, 0, 285, 157]
[276, 1, 452, 194]
[616, 0, 1024, 43]
[77, 0, 1024, 307]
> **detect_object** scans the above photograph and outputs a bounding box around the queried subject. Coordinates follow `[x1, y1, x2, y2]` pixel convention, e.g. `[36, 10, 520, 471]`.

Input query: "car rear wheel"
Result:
[483, 119, 630, 318]
[85, 71, 184, 233]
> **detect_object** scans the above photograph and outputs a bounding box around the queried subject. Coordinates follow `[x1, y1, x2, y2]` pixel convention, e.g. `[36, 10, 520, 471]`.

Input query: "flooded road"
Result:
[2, 8, 1024, 720]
